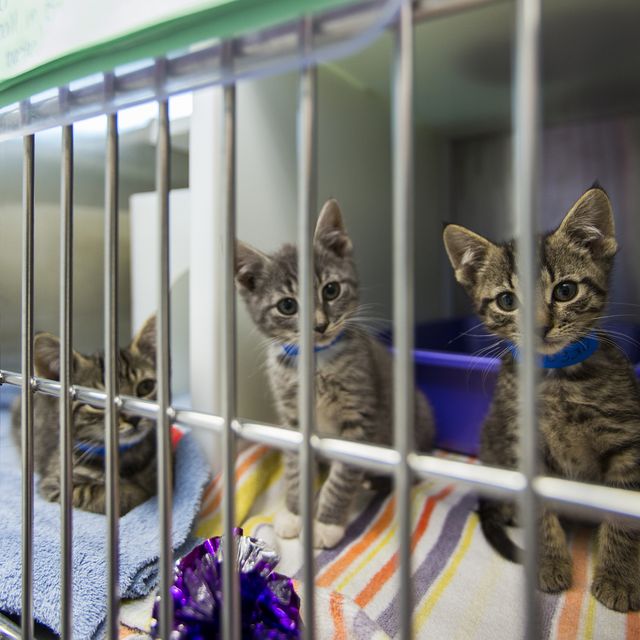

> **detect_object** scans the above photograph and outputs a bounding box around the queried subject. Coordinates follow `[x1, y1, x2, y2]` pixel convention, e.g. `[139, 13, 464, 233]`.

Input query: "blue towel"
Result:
[0, 393, 211, 640]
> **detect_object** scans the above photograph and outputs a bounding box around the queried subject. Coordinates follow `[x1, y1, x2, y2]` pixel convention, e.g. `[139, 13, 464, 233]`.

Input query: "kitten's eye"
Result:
[135, 378, 156, 398]
[276, 297, 298, 316]
[553, 281, 578, 302]
[496, 291, 518, 312]
[322, 282, 341, 301]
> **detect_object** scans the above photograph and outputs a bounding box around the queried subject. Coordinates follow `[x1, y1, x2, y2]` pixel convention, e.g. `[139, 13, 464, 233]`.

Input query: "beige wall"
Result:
[0, 126, 188, 371]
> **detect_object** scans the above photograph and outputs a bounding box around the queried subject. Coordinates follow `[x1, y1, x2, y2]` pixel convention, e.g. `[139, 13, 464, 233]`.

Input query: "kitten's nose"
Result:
[315, 321, 329, 334]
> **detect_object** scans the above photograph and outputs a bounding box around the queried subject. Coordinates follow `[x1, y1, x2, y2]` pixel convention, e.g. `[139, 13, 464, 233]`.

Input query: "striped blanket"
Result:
[121, 444, 640, 639]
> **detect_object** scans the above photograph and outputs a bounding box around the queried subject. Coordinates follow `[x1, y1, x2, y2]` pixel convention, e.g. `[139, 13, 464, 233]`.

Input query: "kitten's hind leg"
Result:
[314, 462, 364, 549]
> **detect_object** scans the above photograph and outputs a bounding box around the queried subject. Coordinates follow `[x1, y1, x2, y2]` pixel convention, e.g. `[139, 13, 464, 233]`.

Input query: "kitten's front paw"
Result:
[538, 556, 572, 593]
[314, 521, 345, 549]
[274, 508, 302, 539]
[592, 573, 640, 612]
[38, 477, 60, 503]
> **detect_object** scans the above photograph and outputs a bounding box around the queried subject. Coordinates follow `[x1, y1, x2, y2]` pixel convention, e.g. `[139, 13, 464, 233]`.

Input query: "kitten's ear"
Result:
[556, 187, 617, 258]
[34, 333, 92, 380]
[235, 241, 269, 293]
[130, 315, 156, 363]
[314, 199, 353, 257]
[442, 224, 492, 288]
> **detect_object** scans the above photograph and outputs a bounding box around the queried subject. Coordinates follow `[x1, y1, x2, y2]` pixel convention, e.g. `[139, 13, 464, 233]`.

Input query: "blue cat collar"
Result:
[508, 333, 599, 369]
[282, 331, 346, 357]
[74, 439, 141, 458]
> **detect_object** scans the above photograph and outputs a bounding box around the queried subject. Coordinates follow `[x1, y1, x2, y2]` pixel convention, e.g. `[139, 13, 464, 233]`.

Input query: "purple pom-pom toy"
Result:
[151, 528, 301, 639]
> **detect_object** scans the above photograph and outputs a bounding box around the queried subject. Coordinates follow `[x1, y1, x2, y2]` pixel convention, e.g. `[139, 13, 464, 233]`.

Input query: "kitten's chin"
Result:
[538, 339, 569, 355]
[119, 428, 152, 446]
[510, 337, 572, 356]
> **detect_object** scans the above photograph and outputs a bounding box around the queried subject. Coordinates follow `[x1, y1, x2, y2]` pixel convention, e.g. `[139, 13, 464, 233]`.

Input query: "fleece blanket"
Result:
[0, 403, 211, 640]
[121, 445, 639, 639]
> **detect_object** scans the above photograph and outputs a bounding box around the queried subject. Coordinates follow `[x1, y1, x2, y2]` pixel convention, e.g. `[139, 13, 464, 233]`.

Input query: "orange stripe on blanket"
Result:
[316, 497, 396, 588]
[626, 612, 640, 640]
[200, 445, 269, 518]
[557, 530, 590, 640]
[354, 485, 453, 608]
[330, 592, 347, 640]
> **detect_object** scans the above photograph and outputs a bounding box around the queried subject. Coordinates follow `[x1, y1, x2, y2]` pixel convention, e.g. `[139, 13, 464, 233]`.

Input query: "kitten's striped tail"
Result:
[478, 498, 523, 563]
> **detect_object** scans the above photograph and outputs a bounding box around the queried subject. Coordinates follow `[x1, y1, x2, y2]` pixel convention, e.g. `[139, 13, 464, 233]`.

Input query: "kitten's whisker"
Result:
[447, 321, 489, 345]
[481, 345, 509, 392]
[594, 328, 640, 349]
[465, 340, 505, 387]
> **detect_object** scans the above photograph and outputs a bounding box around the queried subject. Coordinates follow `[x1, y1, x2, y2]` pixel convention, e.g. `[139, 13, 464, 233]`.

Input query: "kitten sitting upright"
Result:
[12, 315, 161, 515]
[443, 186, 640, 612]
[236, 199, 435, 549]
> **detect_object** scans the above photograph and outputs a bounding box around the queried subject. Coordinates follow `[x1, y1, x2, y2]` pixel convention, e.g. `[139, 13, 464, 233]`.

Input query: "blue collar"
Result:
[74, 440, 141, 458]
[282, 331, 346, 358]
[508, 333, 599, 369]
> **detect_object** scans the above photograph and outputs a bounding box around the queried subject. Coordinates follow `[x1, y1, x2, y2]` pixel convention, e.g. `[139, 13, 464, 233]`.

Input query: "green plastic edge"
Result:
[0, 0, 352, 110]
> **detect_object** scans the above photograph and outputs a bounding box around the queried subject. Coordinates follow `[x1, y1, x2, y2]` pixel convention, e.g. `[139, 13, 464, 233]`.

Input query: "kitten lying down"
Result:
[443, 186, 640, 612]
[236, 199, 435, 549]
[12, 315, 163, 516]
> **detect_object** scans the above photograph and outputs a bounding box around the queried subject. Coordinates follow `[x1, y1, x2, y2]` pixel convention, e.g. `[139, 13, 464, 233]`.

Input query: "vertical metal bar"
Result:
[297, 17, 317, 640]
[21, 133, 35, 640]
[392, 2, 415, 638]
[220, 41, 241, 640]
[156, 99, 174, 640]
[513, 0, 541, 638]
[105, 112, 121, 640]
[59, 124, 74, 640]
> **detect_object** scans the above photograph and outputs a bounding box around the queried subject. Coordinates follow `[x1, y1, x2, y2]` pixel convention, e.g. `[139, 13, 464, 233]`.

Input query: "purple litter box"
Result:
[410, 317, 640, 457]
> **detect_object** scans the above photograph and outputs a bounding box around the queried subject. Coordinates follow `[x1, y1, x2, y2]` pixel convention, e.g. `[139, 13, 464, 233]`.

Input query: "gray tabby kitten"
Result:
[12, 315, 160, 515]
[443, 186, 640, 612]
[236, 199, 435, 549]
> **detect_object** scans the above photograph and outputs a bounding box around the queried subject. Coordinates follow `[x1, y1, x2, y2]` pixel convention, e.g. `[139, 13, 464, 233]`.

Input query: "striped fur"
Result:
[443, 186, 640, 612]
[236, 199, 435, 548]
[11, 315, 162, 515]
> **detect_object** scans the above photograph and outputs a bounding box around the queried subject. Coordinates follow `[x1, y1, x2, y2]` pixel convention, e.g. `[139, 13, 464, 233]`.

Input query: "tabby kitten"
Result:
[236, 199, 435, 549]
[443, 186, 640, 612]
[12, 315, 160, 515]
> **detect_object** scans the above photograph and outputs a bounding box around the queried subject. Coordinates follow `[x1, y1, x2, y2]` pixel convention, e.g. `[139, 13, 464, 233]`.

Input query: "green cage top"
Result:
[0, 0, 352, 107]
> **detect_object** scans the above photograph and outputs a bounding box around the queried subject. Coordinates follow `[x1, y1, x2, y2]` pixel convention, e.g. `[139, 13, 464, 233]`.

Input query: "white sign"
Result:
[0, 0, 229, 83]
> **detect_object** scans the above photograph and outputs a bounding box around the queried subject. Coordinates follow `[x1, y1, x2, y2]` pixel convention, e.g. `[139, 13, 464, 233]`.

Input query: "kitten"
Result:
[443, 186, 640, 612]
[12, 315, 160, 515]
[236, 199, 435, 549]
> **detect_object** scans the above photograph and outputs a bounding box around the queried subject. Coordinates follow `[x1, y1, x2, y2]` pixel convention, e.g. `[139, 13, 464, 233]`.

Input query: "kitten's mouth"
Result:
[538, 337, 568, 355]
[315, 328, 343, 347]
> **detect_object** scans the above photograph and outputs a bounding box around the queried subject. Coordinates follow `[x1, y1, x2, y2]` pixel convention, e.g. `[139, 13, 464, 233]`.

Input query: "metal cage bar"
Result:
[59, 123, 74, 640]
[155, 98, 174, 639]
[220, 41, 241, 640]
[391, 1, 415, 637]
[20, 132, 35, 640]
[297, 16, 318, 640]
[104, 112, 121, 640]
[513, 0, 541, 636]
[4, 366, 640, 520]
